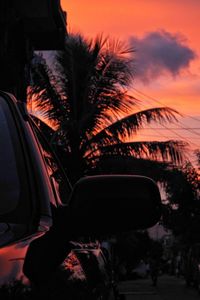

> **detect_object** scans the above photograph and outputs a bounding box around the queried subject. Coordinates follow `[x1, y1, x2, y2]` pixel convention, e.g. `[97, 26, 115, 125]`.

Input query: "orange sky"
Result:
[61, 0, 200, 155]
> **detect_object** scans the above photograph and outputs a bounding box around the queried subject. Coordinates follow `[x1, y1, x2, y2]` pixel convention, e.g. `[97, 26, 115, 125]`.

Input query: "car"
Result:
[0, 90, 162, 299]
[130, 260, 149, 279]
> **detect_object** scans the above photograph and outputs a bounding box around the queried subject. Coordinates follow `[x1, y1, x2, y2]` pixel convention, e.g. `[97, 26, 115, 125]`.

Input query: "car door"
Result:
[0, 92, 55, 287]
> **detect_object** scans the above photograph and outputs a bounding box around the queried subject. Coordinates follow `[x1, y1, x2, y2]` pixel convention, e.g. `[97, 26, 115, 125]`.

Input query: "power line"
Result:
[138, 133, 200, 140]
[150, 123, 200, 148]
[140, 127, 200, 130]
[132, 87, 200, 123]
[132, 88, 200, 142]
[128, 88, 200, 152]
[133, 99, 200, 148]
[182, 113, 200, 123]
[173, 120, 200, 137]
[139, 124, 199, 149]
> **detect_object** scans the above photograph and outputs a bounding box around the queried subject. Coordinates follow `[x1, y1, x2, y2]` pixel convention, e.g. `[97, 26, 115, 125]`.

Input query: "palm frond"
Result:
[79, 93, 139, 137]
[80, 106, 180, 155]
[99, 38, 134, 86]
[95, 140, 188, 165]
[55, 34, 137, 138]
[55, 34, 107, 121]
[28, 55, 65, 122]
[95, 107, 180, 139]
[88, 154, 174, 179]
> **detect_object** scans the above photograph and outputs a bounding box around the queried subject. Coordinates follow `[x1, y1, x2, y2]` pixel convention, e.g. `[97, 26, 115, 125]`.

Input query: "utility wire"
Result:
[132, 87, 200, 123]
[173, 119, 200, 137]
[139, 127, 200, 130]
[132, 87, 200, 141]
[138, 133, 200, 140]
[153, 123, 200, 148]
[133, 98, 200, 148]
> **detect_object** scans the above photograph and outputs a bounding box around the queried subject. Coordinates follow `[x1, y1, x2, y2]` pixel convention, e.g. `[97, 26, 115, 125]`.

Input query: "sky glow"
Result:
[61, 0, 200, 161]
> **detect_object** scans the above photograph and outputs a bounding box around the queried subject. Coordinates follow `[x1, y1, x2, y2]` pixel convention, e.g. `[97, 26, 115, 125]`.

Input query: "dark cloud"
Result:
[129, 30, 196, 83]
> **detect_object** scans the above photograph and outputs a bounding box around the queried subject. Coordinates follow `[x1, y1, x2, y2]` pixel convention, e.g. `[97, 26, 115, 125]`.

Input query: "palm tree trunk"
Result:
[68, 124, 83, 184]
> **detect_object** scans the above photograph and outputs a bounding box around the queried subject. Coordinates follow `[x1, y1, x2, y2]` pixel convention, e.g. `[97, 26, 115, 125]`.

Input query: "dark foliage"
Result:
[28, 34, 187, 183]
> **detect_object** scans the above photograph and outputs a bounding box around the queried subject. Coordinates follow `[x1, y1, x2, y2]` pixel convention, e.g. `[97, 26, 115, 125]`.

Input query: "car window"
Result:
[0, 95, 34, 245]
[30, 119, 72, 206]
[0, 96, 32, 221]
[0, 101, 20, 214]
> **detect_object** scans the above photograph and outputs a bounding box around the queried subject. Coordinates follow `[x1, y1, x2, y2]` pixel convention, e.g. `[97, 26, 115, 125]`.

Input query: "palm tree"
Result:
[28, 34, 187, 183]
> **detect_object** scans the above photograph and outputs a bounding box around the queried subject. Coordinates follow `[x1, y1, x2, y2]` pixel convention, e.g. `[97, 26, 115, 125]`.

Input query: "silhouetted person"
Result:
[149, 256, 159, 286]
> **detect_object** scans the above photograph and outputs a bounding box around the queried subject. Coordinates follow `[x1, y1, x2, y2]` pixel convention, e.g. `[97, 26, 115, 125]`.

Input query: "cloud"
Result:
[129, 30, 197, 83]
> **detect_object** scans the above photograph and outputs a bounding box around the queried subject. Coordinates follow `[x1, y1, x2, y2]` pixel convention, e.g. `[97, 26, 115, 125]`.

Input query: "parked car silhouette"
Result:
[0, 91, 161, 299]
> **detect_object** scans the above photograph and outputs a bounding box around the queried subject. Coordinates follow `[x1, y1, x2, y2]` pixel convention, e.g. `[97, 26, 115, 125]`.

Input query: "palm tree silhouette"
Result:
[28, 34, 187, 183]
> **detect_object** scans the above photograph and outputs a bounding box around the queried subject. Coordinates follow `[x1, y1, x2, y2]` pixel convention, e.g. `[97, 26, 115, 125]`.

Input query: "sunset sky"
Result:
[61, 0, 200, 160]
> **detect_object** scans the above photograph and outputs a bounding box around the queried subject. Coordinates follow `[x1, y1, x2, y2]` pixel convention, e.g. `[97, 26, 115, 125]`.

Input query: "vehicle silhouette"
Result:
[0, 91, 161, 299]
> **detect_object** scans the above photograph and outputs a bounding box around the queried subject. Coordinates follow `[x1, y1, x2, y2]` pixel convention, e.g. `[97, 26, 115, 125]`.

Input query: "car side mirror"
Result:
[68, 175, 162, 236]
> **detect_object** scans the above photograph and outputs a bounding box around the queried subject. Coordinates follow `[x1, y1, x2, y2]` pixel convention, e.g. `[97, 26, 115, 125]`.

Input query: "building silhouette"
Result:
[0, 0, 67, 102]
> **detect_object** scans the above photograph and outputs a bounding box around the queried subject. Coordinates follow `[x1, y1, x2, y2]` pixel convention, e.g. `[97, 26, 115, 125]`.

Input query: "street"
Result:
[118, 275, 200, 300]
